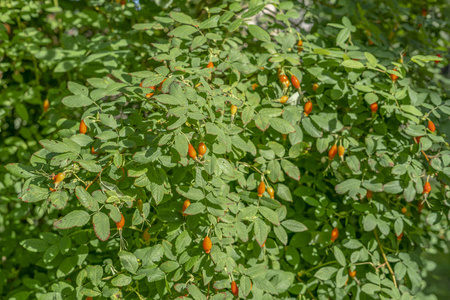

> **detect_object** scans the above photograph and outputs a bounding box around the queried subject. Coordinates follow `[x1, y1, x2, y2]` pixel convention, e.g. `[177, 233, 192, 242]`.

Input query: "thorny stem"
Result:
[373, 229, 397, 288]
[85, 162, 112, 190]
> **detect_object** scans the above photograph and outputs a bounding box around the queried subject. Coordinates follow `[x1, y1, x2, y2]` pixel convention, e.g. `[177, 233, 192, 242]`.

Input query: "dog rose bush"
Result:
[4, 0, 450, 299]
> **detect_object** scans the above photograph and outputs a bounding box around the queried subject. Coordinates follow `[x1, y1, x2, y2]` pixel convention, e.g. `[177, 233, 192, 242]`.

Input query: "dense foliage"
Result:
[2, 0, 450, 299]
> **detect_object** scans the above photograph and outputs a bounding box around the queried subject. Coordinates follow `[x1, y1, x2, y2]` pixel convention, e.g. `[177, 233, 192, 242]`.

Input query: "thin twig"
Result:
[373, 229, 397, 288]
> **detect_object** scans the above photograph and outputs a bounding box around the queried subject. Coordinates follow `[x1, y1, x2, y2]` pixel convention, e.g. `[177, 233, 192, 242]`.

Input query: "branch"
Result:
[373, 229, 397, 288]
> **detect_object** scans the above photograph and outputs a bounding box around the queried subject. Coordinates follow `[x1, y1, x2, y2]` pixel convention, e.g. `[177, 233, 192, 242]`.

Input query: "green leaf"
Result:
[86, 265, 103, 286]
[281, 220, 307, 232]
[199, 15, 219, 29]
[254, 218, 269, 246]
[176, 186, 205, 200]
[248, 25, 271, 43]
[187, 284, 207, 300]
[174, 133, 188, 157]
[95, 130, 118, 140]
[281, 160, 300, 181]
[170, 12, 195, 25]
[92, 212, 110, 241]
[259, 207, 280, 225]
[394, 218, 403, 236]
[15, 103, 29, 122]
[335, 179, 361, 194]
[67, 81, 88, 96]
[383, 181, 403, 194]
[43, 244, 59, 263]
[78, 160, 102, 173]
[99, 114, 118, 129]
[20, 239, 48, 252]
[111, 274, 132, 287]
[341, 60, 365, 69]
[314, 267, 338, 280]
[61, 95, 92, 107]
[362, 214, 377, 231]
[336, 28, 350, 45]
[302, 118, 322, 138]
[191, 36, 207, 50]
[364, 52, 378, 67]
[362, 283, 381, 295]
[56, 257, 77, 278]
[53, 210, 90, 229]
[5, 163, 36, 179]
[269, 118, 295, 134]
[40, 140, 72, 153]
[138, 268, 165, 282]
[49, 191, 69, 210]
[175, 231, 192, 254]
[334, 247, 346, 267]
[76, 186, 99, 211]
[229, 19, 242, 32]
[168, 25, 198, 38]
[19, 185, 49, 203]
[182, 202, 206, 215]
[401, 105, 423, 116]
[54, 60, 76, 73]
[118, 251, 139, 274]
[274, 225, 288, 245]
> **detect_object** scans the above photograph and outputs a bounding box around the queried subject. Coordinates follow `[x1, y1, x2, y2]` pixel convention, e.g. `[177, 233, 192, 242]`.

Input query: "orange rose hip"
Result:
[370, 102, 378, 112]
[331, 227, 339, 242]
[231, 281, 238, 296]
[257, 180, 266, 197]
[291, 75, 300, 89]
[280, 95, 289, 104]
[428, 120, 435, 132]
[116, 214, 125, 230]
[423, 181, 431, 194]
[304, 101, 312, 116]
[188, 144, 197, 160]
[266, 186, 275, 199]
[328, 145, 337, 160]
[349, 269, 356, 278]
[182, 199, 191, 216]
[203, 236, 212, 253]
[43, 99, 50, 112]
[198, 142, 207, 158]
[312, 83, 319, 92]
[79, 120, 87, 134]
[338, 146, 345, 158]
